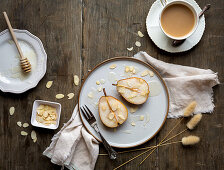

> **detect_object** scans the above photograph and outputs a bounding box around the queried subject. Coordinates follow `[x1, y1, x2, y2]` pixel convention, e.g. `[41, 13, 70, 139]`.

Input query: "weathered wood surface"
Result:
[0, 0, 223, 170]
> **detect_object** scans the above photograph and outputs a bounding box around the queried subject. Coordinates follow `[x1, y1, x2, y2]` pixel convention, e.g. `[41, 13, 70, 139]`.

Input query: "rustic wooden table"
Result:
[0, 0, 223, 170]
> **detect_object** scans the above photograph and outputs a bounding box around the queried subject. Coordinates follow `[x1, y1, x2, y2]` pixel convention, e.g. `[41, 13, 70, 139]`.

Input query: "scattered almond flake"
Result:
[17, 121, 22, 127]
[135, 41, 141, 47]
[88, 92, 94, 99]
[9, 107, 15, 116]
[108, 112, 114, 120]
[148, 70, 154, 77]
[138, 31, 144, 37]
[127, 47, 133, 51]
[140, 115, 144, 121]
[118, 114, 125, 120]
[96, 81, 100, 85]
[21, 131, 28, 136]
[33, 138, 37, 143]
[46, 81, 53, 89]
[131, 122, 136, 126]
[100, 79, 105, 84]
[97, 86, 103, 92]
[23, 123, 29, 128]
[122, 130, 132, 134]
[130, 106, 138, 113]
[129, 66, 134, 72]
[74, 75, 79, 86]
[125, 66, 130, 72]
[67, 93, 75, 99]
[109, 64, 117, 69]
[144, 114, 150, 126]
[56, 94, 64, 99]
[31, 130, 37, 140]
[141, 70, 149, 77]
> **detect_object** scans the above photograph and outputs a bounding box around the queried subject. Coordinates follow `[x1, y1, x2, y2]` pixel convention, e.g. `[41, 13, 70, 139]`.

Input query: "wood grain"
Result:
[0, 0, 223, 170]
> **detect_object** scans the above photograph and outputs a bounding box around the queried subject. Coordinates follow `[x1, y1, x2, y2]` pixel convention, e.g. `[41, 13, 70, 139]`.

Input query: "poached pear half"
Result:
[115, 77, 149, 105]
[98, 89, 128, 128]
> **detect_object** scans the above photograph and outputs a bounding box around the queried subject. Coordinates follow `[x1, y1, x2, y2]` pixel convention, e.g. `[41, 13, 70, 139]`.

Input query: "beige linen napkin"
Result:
[134, 51, 220, 118]
[43, 105, 99, 170]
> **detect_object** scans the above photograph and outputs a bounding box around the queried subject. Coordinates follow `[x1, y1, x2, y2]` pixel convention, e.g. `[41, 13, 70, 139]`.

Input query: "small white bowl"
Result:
[31, 100, 61, 130]
[159, 0, 199, 40]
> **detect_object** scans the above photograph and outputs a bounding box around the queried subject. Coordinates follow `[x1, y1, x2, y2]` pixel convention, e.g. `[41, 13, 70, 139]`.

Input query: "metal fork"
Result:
[80, 105, 117, 159]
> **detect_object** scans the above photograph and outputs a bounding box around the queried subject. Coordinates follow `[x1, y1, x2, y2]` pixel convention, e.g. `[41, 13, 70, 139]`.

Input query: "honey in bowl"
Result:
[161, 3, 195, 38]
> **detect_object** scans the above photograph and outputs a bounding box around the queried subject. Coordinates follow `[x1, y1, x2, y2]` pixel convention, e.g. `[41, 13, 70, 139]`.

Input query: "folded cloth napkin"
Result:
[134, 51, 220, 118]
[43, 52, 219, 170]
[43, 105, 99, 170]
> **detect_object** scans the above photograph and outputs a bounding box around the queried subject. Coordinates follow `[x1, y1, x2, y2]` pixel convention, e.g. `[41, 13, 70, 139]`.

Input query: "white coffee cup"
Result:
[159, 0, 199, 40]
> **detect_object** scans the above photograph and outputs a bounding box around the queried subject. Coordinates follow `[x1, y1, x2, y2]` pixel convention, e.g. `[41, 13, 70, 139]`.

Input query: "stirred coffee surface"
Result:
[161, 4, 195, 37]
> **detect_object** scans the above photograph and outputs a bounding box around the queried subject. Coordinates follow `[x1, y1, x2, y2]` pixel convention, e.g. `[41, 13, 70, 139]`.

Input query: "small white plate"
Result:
[78, 57, 169, 148]
[0, 29, 47, 93]
[31, 100, 61, 130]
[146, 0, 205, 53]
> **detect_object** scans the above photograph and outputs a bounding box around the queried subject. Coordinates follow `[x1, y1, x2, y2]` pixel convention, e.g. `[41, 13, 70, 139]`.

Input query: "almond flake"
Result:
[140, 115, 144, 121]
[137, 31, 144, 37]
[109, 64, 117, 69]
[100, 79, 105, 84]
[141, 70, 148, 77]
[56, 94, 64, 99]
[46, 81, 53, 88]
[108, 113, 114, 120]
[31, 130, 37, 140]
[9, 107, 15, 116]
[97, 86, 103, 92]
[17, 121, 22, 127]
[148, 70, 154, 77]
[125, 66, 130, 72]
[118, 114, 125, 120]
[21, 131, 28, 136]
[130, 106, 138, 113]
[135, 41, 141, 47]
[74, 75, 79, 86]
[88, 92, 94, 99]
[23, 123, 29, 128]
[131, 122, 136, 126]
[67, 93, 74, 99]
[127, 47, 133, 51]
[96, 81, 100, 85]
[33, 138, 37, 143]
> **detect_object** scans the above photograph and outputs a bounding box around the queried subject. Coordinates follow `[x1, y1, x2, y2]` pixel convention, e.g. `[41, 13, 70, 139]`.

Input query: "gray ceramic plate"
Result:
[78, 57, 169, 148]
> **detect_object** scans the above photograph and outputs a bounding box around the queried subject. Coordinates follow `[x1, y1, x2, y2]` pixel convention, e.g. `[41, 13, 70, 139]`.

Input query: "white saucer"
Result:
[0, 29, 47, 93]
[146, 0, 205, 53]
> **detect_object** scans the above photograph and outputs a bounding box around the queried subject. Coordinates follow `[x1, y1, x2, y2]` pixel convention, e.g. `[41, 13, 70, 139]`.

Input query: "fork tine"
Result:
[85, 105, 94, 117]
[83, 106, 92, 118]
[80, 107, 89, 120]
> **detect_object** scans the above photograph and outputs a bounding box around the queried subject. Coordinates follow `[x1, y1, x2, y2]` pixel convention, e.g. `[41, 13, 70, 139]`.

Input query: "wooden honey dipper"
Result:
[3, 12, 31, 73]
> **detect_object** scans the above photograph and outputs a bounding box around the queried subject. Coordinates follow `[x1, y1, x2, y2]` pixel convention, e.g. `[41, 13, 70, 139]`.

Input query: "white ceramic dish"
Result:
[78, 57, 169, 148]
[146, 0, 205, 53]
[31, 100, 61, 130]
[0, 29, 47, 93]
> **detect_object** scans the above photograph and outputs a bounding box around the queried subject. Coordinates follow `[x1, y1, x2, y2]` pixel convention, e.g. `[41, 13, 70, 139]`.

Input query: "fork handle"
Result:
[93, 124, 117, 159]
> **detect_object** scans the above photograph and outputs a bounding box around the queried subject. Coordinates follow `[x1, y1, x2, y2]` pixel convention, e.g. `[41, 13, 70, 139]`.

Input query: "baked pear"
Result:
[113, 77, 149, 105]
[98, 89, 128, 128]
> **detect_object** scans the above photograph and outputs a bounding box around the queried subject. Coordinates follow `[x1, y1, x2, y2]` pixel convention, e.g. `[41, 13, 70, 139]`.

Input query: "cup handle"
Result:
[160, 0, 167, 7]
